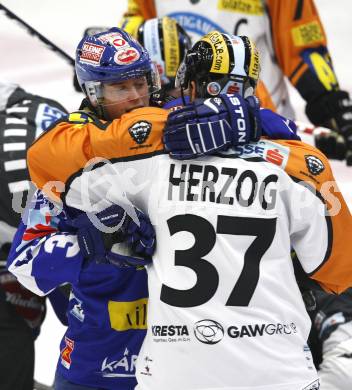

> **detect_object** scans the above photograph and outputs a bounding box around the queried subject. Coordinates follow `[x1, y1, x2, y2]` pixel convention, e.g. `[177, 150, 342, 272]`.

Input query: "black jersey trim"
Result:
[294, 0, 304, 20]
[289, 61, 305, 82]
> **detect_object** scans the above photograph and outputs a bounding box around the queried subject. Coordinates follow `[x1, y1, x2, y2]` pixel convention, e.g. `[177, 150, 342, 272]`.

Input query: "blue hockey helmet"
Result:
[75, 27, 160, 114]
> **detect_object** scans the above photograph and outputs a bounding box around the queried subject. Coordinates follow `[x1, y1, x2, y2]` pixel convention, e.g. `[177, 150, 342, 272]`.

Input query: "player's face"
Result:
[102, 77, 150, 119]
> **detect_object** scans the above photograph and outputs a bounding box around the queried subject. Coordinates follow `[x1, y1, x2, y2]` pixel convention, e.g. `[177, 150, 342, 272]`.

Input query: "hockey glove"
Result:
[306, 90, 352, 164]
[66, 204, 155, 266]
[164, 94, 261, 159]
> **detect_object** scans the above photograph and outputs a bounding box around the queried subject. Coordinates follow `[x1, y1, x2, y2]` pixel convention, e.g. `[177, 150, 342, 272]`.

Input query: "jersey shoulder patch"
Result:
[68, 111, 95, 124]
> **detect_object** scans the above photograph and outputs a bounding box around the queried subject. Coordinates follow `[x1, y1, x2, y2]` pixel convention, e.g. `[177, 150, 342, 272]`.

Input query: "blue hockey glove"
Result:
[164, 93, 261, 159]
[66, 204, 155, 266]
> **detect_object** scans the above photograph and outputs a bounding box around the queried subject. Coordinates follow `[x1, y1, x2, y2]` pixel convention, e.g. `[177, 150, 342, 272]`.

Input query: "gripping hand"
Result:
[306, 90, 352, 164]
[164, 94, 261, 159]
[66, 204, 155, 267]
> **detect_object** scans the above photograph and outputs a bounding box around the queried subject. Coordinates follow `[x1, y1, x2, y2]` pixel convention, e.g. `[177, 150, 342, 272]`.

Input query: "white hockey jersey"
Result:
[27, 107, 351, 389]
[64, 151, 325, 390]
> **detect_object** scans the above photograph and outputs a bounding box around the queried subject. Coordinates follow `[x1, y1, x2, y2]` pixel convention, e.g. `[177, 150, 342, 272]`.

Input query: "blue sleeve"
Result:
[260, 109, 301, 141]
[7, 190, 84, 296]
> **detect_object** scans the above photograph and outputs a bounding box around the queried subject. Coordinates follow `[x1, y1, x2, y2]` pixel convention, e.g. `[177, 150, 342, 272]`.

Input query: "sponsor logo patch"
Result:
[218, 0, 264, 15]
[60, 337, 74, 369]
[234, 140, 290, 168]
[114, 47, 140, 65]
[151, 324, 191, 343]
[224, 81, 241, 95]
[203, 31, 229, 73]
[80, 42, 105, 65]
[228, 322, 298, 339]
[108, 298, 148, 331]
[101, 348, 137, 378]
[70, 292, 85, 322]
[128, 121, 151, 144]
[291, 21, 324, 47]
[162, 17, 180, 77]
[140, 355, 153, 377]
[207, 81, 222, 95]
[194, 319, 224, 344]
[98, 32, 128, 49]
[305, 155, 325, 176]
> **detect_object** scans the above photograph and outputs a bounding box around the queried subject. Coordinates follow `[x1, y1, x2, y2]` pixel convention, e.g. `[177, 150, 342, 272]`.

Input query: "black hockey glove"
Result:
[66, 204, 155, 267]
[164, 94, 261, 160]
[306, 90, 352, 164]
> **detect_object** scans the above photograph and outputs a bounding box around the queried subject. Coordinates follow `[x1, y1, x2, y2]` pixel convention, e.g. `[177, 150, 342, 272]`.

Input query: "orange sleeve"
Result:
[256, 80, 276, 111]
[123, 0, 156, 19]
[266, 0, 327, 82]
[265, 0, 341, 102]
[275, 140, 352, 293]
[28, 107, 167, 200]
[119, 0, 157, 35]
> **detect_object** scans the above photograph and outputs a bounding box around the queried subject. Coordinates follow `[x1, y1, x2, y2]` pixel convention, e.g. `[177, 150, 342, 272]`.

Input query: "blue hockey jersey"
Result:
[7, 190, 148, 389]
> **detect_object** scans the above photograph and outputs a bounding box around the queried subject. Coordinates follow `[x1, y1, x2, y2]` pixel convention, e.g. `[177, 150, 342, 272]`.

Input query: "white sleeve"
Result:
[285, 178, 331, 274]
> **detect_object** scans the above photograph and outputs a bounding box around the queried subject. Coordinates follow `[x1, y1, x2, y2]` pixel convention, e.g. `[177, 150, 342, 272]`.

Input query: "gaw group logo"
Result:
[193, 319, 224, 344]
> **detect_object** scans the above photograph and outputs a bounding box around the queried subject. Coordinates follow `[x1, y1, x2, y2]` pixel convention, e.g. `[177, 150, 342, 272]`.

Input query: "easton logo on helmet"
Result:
[128, 121, 152, 144]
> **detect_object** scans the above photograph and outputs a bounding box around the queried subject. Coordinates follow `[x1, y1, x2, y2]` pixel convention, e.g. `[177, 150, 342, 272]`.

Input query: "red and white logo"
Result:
[114, 48, 140, 65]
[80, 42, 105, 65]
[226, 83, 240, 95]
[266, 148, 285, 166]
[261, 141, 289, 168]
[98, 32, 129, 49]
[112, 37, 127, 48]
[60, 337, 75, 369]
[99, 32, 119, 42]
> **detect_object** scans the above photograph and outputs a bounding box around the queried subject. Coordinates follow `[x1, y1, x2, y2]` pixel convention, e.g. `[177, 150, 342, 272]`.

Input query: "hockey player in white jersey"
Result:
[62, 99, 326, 390]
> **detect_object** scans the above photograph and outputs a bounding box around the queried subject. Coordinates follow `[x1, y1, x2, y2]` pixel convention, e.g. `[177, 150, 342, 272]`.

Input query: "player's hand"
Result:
[66, 204, 155, 266]
[164, 93, 261, 159]
[295, 121, 346, 160]
[306, 90, 352, 164]
[314, 131, 347, 160]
